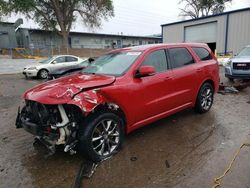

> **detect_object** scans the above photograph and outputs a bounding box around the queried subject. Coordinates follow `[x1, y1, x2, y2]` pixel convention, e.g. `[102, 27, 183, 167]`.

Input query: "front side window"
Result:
[141, 50, 168, 73]
[82, 51, 141, 76]
[192, 47, 212, 61]
[168, 48, 195, 69]
[54, 56, 66, 63]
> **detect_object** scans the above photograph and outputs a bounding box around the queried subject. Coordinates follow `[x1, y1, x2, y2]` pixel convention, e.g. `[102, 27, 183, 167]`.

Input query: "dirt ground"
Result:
[0, 69, 249, 188]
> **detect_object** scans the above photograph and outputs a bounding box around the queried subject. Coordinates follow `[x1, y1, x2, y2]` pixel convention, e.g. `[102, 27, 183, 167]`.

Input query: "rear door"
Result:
[65, 56, 79, 66]
[167, 47, 199, 108]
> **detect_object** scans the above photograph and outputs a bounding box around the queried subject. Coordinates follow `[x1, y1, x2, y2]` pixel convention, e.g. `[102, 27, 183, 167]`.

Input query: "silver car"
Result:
[225, 45, 250, 81]
[23, 55, 84, 79]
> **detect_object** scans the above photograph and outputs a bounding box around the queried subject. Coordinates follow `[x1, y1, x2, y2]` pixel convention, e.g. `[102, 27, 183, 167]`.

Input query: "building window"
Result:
[94, 39, 101, 44]
[105, 39, 111, 44]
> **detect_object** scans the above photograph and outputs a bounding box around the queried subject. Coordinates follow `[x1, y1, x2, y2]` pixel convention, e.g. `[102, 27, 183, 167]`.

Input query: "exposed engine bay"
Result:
[16, 100, 83, 156]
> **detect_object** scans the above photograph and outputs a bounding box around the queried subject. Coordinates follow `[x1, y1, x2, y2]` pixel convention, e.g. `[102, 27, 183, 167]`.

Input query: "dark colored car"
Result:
[16, 43, 219, 162]
[48, 59, 92, 80]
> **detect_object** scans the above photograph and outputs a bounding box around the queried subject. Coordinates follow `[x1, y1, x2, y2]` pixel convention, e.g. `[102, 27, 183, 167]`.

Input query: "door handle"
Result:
[197, 68, 202, 72]
[164, 76, 172, 80]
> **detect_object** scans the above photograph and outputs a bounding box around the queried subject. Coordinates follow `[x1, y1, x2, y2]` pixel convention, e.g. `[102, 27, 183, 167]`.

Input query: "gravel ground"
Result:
[0, 69, 249, 188]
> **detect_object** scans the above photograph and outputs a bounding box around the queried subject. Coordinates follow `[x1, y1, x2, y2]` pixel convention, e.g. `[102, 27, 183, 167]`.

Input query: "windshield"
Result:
[79, 59, 90, 66]
[237, 47, 250, 57]
[39, 57, 53, 64]
[81, 51, 141, 76]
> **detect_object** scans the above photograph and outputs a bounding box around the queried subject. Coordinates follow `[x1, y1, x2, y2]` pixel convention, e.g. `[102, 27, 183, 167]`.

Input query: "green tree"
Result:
[0, 0, 8, 19]
[179, 0, 232, 18]
[4, 0, 114, 47]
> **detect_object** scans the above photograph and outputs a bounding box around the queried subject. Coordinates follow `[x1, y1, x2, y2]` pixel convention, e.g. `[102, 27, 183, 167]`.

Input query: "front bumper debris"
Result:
[15, 101, 80, 157]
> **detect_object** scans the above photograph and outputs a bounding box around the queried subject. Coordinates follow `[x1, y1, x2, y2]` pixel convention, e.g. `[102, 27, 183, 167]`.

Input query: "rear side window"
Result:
[66, 56, 78, 62]
[192, 47, 212, 61]
[142, 50, 168, 72]
[168, 48, 194, 69]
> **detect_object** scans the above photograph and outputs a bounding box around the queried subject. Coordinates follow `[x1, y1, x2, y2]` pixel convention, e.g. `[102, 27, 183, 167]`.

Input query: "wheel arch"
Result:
[38, 68, 49, 75]
[89, 103, 127, 132]
[203, 79, 215, 90]
[194, 79, 215, 105]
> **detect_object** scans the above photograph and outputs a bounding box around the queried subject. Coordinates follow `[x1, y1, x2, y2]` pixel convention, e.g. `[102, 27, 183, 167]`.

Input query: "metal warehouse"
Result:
[161, 7, 250, 55]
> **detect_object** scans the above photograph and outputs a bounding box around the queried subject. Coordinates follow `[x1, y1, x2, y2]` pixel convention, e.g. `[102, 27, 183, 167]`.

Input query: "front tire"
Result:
[195, 83, 214, 113]
[38, 69, 49, 79]
[78, 112, 125, 162]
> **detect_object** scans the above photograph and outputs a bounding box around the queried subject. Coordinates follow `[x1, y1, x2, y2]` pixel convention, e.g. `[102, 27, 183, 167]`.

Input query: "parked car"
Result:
[225, 45, 250, 81]
[48, 58, 95, 80]
[23, 55, 84, 79]
[16, 43, 219, 162]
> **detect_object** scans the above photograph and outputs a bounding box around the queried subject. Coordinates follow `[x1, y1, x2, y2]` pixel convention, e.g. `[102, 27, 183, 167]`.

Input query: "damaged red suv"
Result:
[16, 43, 219, 162]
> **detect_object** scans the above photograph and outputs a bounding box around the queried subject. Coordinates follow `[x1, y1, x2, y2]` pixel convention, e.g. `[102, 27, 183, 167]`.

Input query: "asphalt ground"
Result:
[0, 68, 249, 188]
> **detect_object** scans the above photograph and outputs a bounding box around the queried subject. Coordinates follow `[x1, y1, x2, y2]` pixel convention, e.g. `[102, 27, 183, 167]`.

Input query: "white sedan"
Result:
[23, 55, 84, 79]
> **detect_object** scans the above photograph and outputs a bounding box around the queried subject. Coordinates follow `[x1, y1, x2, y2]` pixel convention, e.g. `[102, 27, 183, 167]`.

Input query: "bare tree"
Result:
[179, 0, 232, 19]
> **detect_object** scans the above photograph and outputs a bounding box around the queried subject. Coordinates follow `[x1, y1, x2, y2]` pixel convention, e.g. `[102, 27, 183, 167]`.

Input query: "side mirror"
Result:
[135, 65, 156, 78]
[88, 57, 95, 63]
[51, 60, 57, 64]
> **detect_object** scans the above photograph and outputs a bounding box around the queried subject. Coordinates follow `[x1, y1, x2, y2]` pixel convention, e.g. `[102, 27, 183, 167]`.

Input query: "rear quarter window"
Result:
[192, 47, 212, 61]
[168, 47, 195, 69]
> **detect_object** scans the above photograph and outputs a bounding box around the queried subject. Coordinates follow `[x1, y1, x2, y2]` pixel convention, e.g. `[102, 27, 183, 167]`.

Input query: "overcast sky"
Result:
[5, 0, 250, 36]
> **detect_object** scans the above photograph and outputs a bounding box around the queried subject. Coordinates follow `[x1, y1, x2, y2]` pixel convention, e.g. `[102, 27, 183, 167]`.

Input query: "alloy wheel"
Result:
[201, 87, 213, 110]
[40, 70, 48, 79]
[91, 119, 120, 156]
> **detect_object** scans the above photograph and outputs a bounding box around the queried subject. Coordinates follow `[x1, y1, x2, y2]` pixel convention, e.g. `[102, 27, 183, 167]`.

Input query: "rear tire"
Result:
[78, 111, 125, 163]
[195, 83, 214, 113]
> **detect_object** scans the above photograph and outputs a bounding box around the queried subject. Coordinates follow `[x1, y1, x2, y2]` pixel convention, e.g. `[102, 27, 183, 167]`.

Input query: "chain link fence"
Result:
[0, 44, 114, 59]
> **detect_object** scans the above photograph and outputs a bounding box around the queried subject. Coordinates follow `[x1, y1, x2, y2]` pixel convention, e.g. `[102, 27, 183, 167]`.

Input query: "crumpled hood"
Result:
[23, 73, 115, 104]
[231, 56, 250, 63]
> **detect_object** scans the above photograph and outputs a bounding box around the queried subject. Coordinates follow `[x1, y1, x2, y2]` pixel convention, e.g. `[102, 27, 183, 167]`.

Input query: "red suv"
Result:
[16, 43, 219, 162]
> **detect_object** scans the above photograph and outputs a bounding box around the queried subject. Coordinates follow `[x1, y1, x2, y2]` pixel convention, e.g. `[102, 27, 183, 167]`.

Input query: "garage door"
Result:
[184, 22, 217, 43]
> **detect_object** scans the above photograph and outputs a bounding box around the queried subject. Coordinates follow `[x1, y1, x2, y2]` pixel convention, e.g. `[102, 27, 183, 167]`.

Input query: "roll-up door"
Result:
[184, 22, 217, 43]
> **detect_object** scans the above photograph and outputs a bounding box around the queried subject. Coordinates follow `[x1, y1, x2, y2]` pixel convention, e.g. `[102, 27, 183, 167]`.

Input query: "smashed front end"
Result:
[15, 74, 116, 156]
[16, 100, 82, 156]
